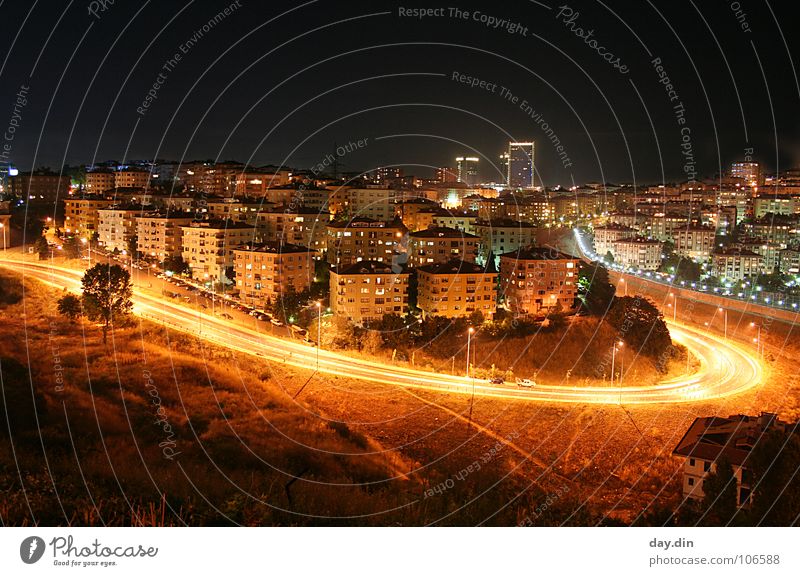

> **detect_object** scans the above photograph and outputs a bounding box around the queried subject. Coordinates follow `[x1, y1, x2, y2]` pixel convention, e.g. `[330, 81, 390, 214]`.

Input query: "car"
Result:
[249, 309, 260, 317]
[255, 313, 269, 321]
[219, 313, 233, 320]
[489, 376, 504, 386]
[291, 326, 307, 336]
[516, 378, 536, 388]
[270, 318, 284, 327]
[182, 296, 191, 301]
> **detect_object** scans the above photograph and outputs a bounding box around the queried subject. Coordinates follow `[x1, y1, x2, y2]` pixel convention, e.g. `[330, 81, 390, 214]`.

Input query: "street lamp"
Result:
[466, 327, 475, 378]
[315, 301, 322, 370]
[668, 293, 676, 322]
[81, 237, 90, 266]
[718, 307, 727, 339]
[611, 340, 623, 384]
[0, 222, 6, 251]
[750, 322, 762, 356]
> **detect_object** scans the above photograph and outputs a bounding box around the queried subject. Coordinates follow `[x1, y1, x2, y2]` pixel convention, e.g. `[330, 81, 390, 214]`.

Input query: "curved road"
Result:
[1, 259, 766, 404]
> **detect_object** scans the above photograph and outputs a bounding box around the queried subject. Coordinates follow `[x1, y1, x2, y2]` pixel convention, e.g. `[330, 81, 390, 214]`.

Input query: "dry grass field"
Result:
[1, 268, 796, 525]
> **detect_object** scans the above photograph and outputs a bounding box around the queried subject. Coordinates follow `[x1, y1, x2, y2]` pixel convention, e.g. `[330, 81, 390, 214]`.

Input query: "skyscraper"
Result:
[507, 141, 534, 189]
[729, 161, 761, 187]
[456, 156, 479, 185]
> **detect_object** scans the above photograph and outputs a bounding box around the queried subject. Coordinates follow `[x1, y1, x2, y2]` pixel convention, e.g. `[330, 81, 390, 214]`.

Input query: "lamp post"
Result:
[315, 301, 322, 370]
[466, 327, 475, 378]
[751, 322, 762, 356]
[81, 237, 90, 266]
[668, 293, 676, 322]
[0, 222, 6, 251]
[719, 307, 728, 339]
[611, 341, 623, 384]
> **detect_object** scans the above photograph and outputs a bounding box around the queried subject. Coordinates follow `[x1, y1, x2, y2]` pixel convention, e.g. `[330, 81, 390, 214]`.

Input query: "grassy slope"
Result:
[3, 268, 794, 526]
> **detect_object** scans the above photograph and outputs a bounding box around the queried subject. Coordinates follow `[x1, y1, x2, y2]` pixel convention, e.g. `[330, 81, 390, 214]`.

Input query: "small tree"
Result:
[57, 293, 83, 320]
[701, 457, 739, 526]
[81, 263, 133, 343]
[577, 262, 616, 315]
[62, 236, 81, 259]
[34, 236, 50, 260]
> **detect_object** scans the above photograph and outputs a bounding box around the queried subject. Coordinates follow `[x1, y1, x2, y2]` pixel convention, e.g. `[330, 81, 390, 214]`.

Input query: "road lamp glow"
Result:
[315, 301, 322, 370]
[466, 327, 475, 378]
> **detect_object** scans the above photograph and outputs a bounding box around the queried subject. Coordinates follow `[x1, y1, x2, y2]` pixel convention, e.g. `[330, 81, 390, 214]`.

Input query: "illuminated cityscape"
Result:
[0, 3, 799, 569]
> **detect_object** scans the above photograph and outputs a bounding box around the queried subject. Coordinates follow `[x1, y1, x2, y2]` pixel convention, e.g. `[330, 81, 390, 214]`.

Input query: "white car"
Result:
[516, 378, 536, 388]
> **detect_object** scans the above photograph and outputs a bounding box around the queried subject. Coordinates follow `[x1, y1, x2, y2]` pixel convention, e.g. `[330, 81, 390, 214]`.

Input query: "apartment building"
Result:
[97, 207, 139, 253]
[671, 224, 716, 262]
[407, 227, 479, 267]
[432, 210, 479, 235]
[63, 197, 116, 238]
[326, 217, 406, 267]
[499, 246, 579, 316]
[330, 260, 409, 325]
[673, 413, 791, 508]
[256, 207, 330, 251]
[233, 242, 316, 307]
[711, 247, 763, 281]
[136, 212, 195, 261]
[114, 168, 150, 189]
[592, 223, 637, 255]
[85, 169, 116, 194]
[611, 237, 663, 270]
[181, 220, 256, 283]
[416, 259, 497, 319]
[205, 197, 272, 225]
[474, 219, 537, 266]
[9, 171, 70, 203]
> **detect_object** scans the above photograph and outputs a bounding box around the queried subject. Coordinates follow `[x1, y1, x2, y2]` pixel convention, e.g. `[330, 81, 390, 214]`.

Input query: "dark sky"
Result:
[1, 0, 798, 186]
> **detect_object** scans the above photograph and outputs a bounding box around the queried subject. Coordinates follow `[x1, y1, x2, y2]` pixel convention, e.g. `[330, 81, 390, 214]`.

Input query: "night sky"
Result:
[1, 0, 798, 186]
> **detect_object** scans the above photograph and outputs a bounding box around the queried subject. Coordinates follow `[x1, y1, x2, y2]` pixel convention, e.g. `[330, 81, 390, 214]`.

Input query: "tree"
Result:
[126, 235, 139, 259]
[62, 236, 81, 259]
[700, 457, 740, 526]
[34, 236, 50, 260]
[604, 250, 615, 264]
[577, 262, 616, 315]
[163, 255, 190, 276]
[81, 263, 133, 343]
[57, 293, 83, 320]
[748, 428, 800, 525]
[659, 254, 701, 283]
[607, 296, 673, 363]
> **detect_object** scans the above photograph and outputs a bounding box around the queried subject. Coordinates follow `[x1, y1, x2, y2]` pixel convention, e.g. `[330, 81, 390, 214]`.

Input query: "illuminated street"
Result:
[3, 258, 766, 405]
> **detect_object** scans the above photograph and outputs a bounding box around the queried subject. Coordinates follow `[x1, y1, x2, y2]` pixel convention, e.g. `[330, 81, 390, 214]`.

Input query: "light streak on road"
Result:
[3, 259, 766, 405]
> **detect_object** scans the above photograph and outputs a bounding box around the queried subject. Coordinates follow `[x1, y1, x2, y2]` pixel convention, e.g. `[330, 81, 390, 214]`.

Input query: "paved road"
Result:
[1, 258, 766, 404]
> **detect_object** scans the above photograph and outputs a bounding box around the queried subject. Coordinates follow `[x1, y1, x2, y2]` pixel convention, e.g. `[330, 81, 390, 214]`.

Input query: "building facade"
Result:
[330, 260, 409, 325]
[136, 213, 195, 261]
[181, 220, 256, 283]
[233, 242, 316, 307]
[711, 247, 763, 281]
[417, 259, 497, 319]
[407, 227, 479, 267]
[499, 247, 579, 316]
[326, 217, 405, 267]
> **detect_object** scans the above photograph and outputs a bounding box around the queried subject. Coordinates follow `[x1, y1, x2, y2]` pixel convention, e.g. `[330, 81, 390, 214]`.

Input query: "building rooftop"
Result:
[593, 223, 637, 231]
[712, 247, 762, 257]
[234, 241, 315, 254]
[475, 218, 537, 228]
[673, 413, 789, 466]
[615, 236, 662, 245]
[500, 246, 578, 261]
[332, 260, 407, 276]
[409, 226, 479, 239]
[184, 219, 256, 230]
[417, 258, 496, 275]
